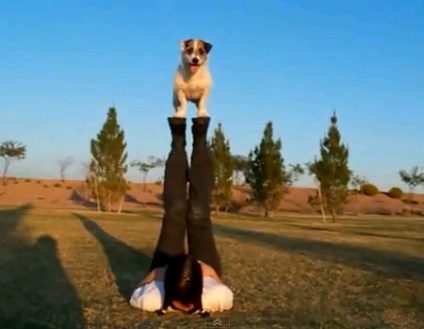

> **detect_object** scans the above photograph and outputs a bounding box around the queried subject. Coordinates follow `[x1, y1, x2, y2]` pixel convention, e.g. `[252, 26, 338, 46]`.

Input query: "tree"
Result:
[0, 141, 26, 183]
[307, 111, 351, 222]
[285, 163, 305, 187]
[399, 166, 424, 201]
[231, 155, 249, 185]
[80, 161, 94, 206]
[305, 165, 327, 222]
[350, 173, 368, 193]
[245, 121, 287, 218]
[210, 123, 234, 214]
[89, 107, 130, 212]
[57, 156, 75, 182]
[131, 156, 164, 191]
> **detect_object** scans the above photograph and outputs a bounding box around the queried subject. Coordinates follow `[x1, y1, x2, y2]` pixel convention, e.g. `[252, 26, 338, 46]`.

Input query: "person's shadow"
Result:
[74, 213, 152, 301]
[0, 205, 86, 329]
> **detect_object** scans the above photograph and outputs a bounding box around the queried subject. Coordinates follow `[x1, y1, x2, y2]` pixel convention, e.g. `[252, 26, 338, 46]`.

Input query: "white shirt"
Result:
[129, 276, 233, 313]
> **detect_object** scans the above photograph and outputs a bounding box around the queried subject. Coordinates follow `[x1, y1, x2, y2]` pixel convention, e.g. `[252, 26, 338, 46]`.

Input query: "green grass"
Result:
[1, 205, 424, 328]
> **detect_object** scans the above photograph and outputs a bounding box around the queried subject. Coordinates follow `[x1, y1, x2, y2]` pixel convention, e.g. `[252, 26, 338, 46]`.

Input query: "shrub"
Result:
[359, 183, 379, 196]
[53, 183, 62, 188]
[388, 187, 403, 199]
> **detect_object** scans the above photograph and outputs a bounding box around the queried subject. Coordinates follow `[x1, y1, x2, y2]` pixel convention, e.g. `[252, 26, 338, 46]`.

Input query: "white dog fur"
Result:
[173, 39, 213, 118]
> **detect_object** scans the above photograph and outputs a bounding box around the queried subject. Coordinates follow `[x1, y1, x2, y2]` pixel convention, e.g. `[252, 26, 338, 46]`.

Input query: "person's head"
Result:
[163, 253, 203, 313]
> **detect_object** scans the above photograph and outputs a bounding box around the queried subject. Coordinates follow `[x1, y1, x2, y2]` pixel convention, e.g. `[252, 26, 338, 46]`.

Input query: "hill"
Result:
[1, 177, 423, 217]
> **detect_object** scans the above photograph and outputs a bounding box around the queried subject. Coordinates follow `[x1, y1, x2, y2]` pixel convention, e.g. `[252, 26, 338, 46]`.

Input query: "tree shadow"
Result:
[155, 193, 163, 203]
[283, 222, 424, 243]
[214, 224, 424, 282]
[74, 213, 152, 301]
[0, 205, 86, 329]
[0, 204, 32, 248]
[69, 190, 97, 209]
[124, 194, 143, 205]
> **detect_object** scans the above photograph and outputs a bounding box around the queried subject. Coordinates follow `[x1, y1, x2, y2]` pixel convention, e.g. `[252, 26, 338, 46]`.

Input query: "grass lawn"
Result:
[1, 205, 424, 329]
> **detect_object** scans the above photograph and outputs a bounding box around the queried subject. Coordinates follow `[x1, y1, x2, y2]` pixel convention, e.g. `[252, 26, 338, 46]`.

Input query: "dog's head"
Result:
[179, 39, 213, 74]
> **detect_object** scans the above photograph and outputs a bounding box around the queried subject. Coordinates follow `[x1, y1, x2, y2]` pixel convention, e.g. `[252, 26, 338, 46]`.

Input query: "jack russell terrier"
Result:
[173, 39, 213, 118]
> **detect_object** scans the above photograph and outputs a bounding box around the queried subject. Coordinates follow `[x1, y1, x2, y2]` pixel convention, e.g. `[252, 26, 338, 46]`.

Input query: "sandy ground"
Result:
[0, 177, 423, 216]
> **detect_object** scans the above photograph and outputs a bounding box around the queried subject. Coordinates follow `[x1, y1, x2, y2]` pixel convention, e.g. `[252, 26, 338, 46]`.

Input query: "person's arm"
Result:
[199, 261, 222, 283]
[137, 267, 166, 287]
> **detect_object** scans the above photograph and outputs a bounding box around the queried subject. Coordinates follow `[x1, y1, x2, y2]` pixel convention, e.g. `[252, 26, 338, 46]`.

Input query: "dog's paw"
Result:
[174, 111, 185, 118]
[197, 109, 208, 117]
[156, 309, 167, 316]
[174, 106, 187, 118]
[200, 311, 210, 318]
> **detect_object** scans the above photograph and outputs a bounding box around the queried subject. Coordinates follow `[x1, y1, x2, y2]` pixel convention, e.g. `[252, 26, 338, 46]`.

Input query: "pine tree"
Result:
[308, 111, 351, 222]
[210, 123, 234, 214]
[89, 107, 130, 212]
[245, 121, 286, 218]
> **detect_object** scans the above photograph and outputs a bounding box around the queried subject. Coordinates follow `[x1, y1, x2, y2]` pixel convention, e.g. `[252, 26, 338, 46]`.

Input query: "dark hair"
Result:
[162, 253, 203, 313]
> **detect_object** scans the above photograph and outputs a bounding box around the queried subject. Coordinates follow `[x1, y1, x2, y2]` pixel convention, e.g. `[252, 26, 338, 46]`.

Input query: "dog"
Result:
[173, 39, 213, 118]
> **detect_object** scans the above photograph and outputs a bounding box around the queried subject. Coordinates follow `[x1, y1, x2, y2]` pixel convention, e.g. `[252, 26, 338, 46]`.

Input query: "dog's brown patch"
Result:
[198, 40, 212, 55]
[183, 39, 195, 55]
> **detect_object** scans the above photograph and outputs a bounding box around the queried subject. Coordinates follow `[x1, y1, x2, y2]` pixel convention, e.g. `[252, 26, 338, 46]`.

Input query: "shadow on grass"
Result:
[283, 222, 424, 243]
[0, 205, 86, 329]
[214, 223, 424, 282]
[0, 204, 32, 248]
[74, 213, 151, 301]
[69, 190, 98, 209]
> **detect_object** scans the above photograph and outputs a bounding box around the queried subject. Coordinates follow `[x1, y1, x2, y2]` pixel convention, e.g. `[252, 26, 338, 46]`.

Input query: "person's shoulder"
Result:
[201, 278, 234, 312]
[130, 279, 165, 312]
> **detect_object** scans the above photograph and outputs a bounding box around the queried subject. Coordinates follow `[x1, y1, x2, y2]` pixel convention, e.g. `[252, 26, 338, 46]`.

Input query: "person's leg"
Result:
[149, 117, 189, 271]
[186, 117, 222, 277]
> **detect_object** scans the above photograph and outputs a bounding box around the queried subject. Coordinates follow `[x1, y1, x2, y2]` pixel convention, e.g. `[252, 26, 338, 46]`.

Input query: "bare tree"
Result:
[131, 156, 165, 191]
[349, 172, 368, 201]
[0, 141, 26, 184]
[305, 162, 327, 223]
[231, 155, 249, 185]
[80, 161, 101, 211]
[57, 156, 75, 182]
[80, 161, 91, 203]
[399, 166, 424, 202]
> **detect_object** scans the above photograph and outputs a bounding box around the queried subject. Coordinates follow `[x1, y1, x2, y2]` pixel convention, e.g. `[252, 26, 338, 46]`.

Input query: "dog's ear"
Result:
[201, 40, 213, 54]
[180, 39, 193, 51]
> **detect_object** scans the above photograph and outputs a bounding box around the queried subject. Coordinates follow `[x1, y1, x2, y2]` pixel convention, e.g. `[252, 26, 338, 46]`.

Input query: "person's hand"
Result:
[199, 261, 222, 283]
[138, 267, 166, 286]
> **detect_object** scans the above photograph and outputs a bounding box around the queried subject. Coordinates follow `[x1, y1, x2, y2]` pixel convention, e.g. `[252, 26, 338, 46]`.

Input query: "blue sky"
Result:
[1, 0, 423, 191]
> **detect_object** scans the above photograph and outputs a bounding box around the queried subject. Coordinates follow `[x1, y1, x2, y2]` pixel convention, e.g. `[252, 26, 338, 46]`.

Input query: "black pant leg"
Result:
[186, 117, 222, 277]
[149, 117, 188, 270]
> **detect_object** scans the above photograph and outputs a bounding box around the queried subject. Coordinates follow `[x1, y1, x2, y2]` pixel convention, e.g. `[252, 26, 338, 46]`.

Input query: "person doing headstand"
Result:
[129, 117, 234, 315]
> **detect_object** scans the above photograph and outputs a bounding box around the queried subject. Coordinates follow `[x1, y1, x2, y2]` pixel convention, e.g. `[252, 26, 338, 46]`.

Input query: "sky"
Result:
[1, 0, 423, 191]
